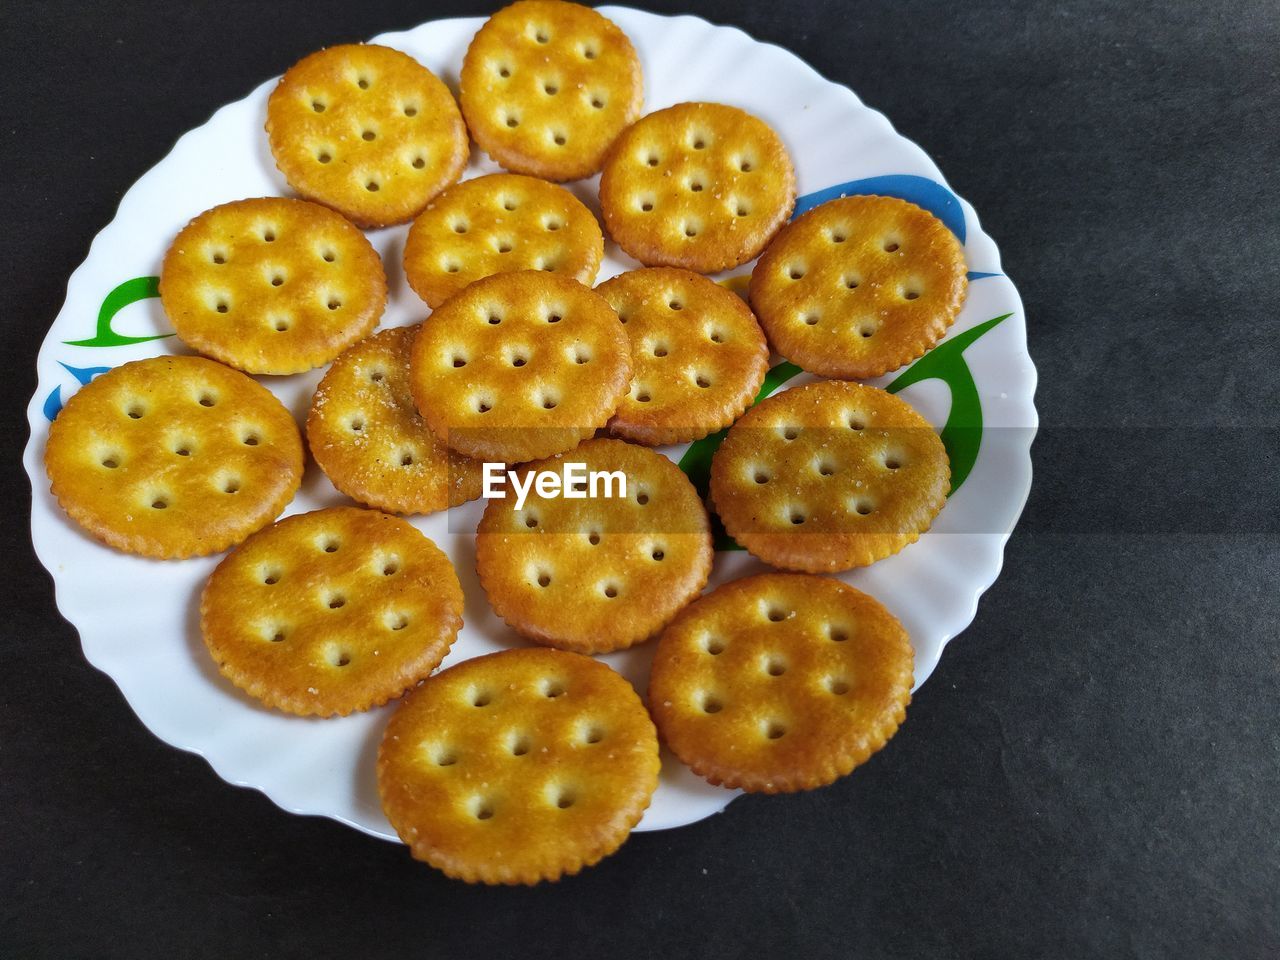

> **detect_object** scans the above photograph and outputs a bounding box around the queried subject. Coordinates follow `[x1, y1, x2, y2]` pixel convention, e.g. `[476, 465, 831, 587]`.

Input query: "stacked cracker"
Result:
[44, 0, 972, 886]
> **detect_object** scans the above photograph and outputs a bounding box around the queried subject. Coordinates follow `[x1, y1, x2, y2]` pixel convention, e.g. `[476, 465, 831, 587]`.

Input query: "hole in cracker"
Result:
[242, 432, 260, 446]
[802, 313, 819, 326]
[766, 605, 788, 623]
[444, 261, 460, 273]
[511, 354, 527, 367]
[845, 276, 861, 290]
[551, 132, 567, 146]
[859, 322, 878, 338]
[581, 725, 603, 745]
[545, 311, 562, 324]
[689, 179, 704, 193]
[553, 788, 576, 810]
[321, 537, 339, 553]
[433, 747, 458, 766]
[543, 217, 562, 231]
[539, 394, 559, 410]
[817, 460, 836, 477]
[644, 152, 660, 167]
[542, 679, 566, 698]
[269, 629, 287, 643]
[543, 82, 559, 95]
[703, 635, 725, 656]
[883, 453, 902, 470]
[701, 694, 723, 714]
[262, 229, 276, 243]
[683, 223, 699, 238]
[411, 156, 426, 170]
[471, 689, 492, 708]
[536, 571, 552, 588]
[829, 624, 850, 643]
[847, 412, 866, 431]
[668, 299, 683, 311]
[827, 677, 851, 695]
[321, 249, 337, 263]
[312, 100, 325, 112]
[101, 456, 119, 469]
[356, 76, 369, 90]
[327, 594, 346, 610]
[270, 273, 284, 287]
[362, 129, 376, 141]
[636, 491, 650, 505]
[473, 800, 494, 820]
[381, 559, 400, 576]
[451, 355, 467, 369]
[274, 318, 291, 332]
[399, 451, 415, 467]
[652, 344, 668, 357]
[650, 546, 665, 561]
[582, 43, 597, 59]
[639, 198, 655, 213]
[496, 63, 511, 78]
[765, 656, 787, 677]
[781, 426, 799, 441]
[174, 444, 191, 457]
[487, 313, 502, 325]
[349, 418, 364, 433]
[587, 531, 601, 546]
[852, 499, 876, 516]
[316, 150, 332, 164]
[739, 159, 753, 172]
[601, 583, 619, 599]
[903, 288, 921, 301]
[452, 220, 469, 234]
[708, 329, 724, 343]
[365, 181, 380, 192]
[535, 29, 549, 43]
[695, 373, 712, 389]
[788, 265, 806, 280]
[753, 470, 771, 484]
[215, 300, 229, 314]
[328, 298, 342, 310]
[262, 569, 281, 586]
[151, 498, 168, 510]
[332, 648, 352, 668]
[764, 721, 787, 740]
[509, 733, 531, 756]
[211, 251, 227, 264]
[635, 389, 651, 403]
[884, 240, 900, 252]
[591, 96, 605, 109]
[369, 369, 385, 382]
[386, 612, 409, 631]
[223, 478, 240, 494]
[505, 115, 520, 128]
[789, 510, 806, 525]
[476, 400, 492, 413]
[831, 230, 848, 243]
[403, 104, 418, 117]
[495, 238, 513, 253]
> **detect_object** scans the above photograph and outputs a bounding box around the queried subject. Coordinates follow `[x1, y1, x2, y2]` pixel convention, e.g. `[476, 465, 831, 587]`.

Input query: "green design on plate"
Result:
[63, 276, 172, 348]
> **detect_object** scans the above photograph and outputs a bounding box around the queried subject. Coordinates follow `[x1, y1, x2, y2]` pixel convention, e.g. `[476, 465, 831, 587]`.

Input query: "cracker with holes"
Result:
[709, 379, 949, 571]
[409, 270, 631, 463]
[202, 506, 463, 717]
[160, 197, 387, 375]
[378, 647, 659, 884]
[307, 326, 486, 515]
[648, 572, 913, 793]
[266, 43, 469, 228]
[476, 438, 713, 653]
[598, 102, 796, 273]
[44, 356, 303, 559]
[403, 173, 604, 309]
[459, 0, 643, 182]
[597, 267, 769, 445]
[750, 195, 968, 379]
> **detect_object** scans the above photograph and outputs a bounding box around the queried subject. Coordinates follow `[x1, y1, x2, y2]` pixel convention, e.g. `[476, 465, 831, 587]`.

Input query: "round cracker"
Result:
[404, 173, 604, 309]
[750, 195, 968, 379]
[459, 1, 643, 181]
[202, 507, 463, 717]
[476, 438, 713, 654]
[648, 572, 913, 793]
[599, 102, 796, 273]
[408, 270, 632, 463]
[709, 379, 950, 571]
[597, 267, 770, 445]
[44, 356, 303, 559]
[266, 43, 469, 228]
[307, 326, 485, 515]
[378, 647, 659, 884]
[160, 197, 387, 375]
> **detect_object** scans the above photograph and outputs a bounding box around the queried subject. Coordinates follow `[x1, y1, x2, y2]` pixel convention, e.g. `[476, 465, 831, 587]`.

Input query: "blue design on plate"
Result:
[967, 271, 1001, 281]
[42, 362, 113, 421]
[793, 174, 967, 243]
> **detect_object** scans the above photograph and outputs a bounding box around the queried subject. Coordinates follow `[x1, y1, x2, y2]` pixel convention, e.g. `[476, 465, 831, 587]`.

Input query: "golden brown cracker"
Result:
[378, 647, 659, 884]
[403, 173, 604, 309]
[597, 267, 770, 445]
[44, 356, 303, 559]
[648, 572, 913, 793]
[267, 43, 469, 228]
[306, 326, 485, 515]
[476, 438, 713, 653]
[201, 507, 463, 717]
[160, 197, 387, 375]
[459, 1, 643, 181]
[709, 379, 949, 571]
[599, 102, 796, 273]
[408, 270, 631, 463]
[749, 195, 968, 379]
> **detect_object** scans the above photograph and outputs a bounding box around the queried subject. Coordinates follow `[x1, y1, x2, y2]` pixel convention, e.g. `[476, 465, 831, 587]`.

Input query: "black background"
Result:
[3, 1, 1278, 957]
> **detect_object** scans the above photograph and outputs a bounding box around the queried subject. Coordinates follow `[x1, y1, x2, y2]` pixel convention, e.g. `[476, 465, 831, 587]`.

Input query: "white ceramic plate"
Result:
[23, 7, 1036, 838]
